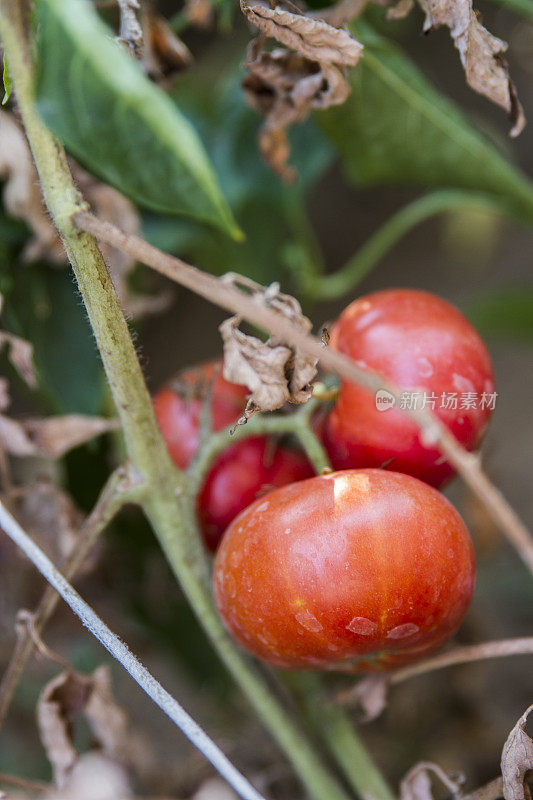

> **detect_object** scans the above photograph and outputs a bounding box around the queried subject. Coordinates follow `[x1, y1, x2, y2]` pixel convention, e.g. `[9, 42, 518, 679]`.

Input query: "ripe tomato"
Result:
[153, 362, 248, 470]
[323, 289, 495, 487]
[199, 437, 314, 551]
[214, 469, 475, 671]
[154, 363, 313, 551]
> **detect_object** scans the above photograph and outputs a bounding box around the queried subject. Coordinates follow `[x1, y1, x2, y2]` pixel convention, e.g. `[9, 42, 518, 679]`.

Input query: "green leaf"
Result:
[2, 262, 106, 414]
[467, 289, 533, 342]
[2, 53, 12, 106]
[34, 0, 241, 239]
[319, 22, 533, 221]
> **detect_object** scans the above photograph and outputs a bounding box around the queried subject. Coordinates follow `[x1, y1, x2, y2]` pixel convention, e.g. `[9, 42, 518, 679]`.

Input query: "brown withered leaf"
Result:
[45, 753, 134, 800]
[335, 675, 389, 722]
[240, 0, 363, 64]
[219, 276, 317, 420]
[243, 43, 350, 181]
[401, 763, 465, 800]
[0, 414, 118, 459]
[142, 6, 192, 81]
[4, 480, 83, 565]
[502, 704, 533, 800]
[185, 0, 215, 28]
[37, 667, 130, 788]
[387, 0, 525, 136]
[0, 296, 37, 389]
[240, 0, 362, 179]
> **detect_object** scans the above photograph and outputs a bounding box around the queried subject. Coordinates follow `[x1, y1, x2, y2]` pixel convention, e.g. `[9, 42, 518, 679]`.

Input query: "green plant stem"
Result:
[286, 674, 396, 800]
[303, 190, 506, 301]
[188, 399, 331, 492]
[0, 5, 377, 799]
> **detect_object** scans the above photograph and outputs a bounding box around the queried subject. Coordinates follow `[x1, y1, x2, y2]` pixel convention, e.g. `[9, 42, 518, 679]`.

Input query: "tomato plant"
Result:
[214, 468, 476, 671]
[154, 362, 313, 550]
[323, 289, 495, 487]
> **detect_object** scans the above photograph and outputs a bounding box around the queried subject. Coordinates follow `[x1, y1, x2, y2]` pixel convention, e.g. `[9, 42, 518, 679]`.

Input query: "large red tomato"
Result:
[323, 289, 495, 487]
[154, 363, 313, 550]
[214, 469, 475, 671]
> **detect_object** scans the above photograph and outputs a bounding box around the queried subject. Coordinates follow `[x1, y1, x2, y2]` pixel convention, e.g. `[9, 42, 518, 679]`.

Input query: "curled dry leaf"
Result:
[142, 6, 192, 82]
[401, 763, 465, 800]
[243, 42, 350, 182]
[240, 0, 362, 64]
[502, 704, 533, 800]
[0, 413, 118, 459]
[37, 667, 130, 788]
[239, 0, 362, 179]
[335, 675, 389, 722]
[219, 276, 317, 420]
[387, 0, 526, 137]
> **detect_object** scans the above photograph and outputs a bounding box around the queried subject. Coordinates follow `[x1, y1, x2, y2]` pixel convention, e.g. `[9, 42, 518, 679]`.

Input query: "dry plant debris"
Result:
[501, 704, 533, 800]
[400, 762, 465, 800]
[387, 0, 526, 136]
[219, 275, 318, 422]
[240, 0, 362, 180]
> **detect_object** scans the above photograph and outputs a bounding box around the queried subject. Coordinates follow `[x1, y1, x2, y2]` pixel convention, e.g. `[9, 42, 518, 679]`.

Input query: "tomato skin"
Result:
[199, 437, 314, 551]
[153, 363, 248, 470]
[154, 363, 313, 551]
[323, 289, 495, 488]
[214, 469, 475, 671]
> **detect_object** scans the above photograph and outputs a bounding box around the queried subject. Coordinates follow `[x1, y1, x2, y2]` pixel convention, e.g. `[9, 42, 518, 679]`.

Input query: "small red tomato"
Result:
[154, 363, 313, 551]
[153, 362, 248, 470]
[323, 289, 495, 487]
[214, 469, 475, 671]
[199, 437, 314, 552]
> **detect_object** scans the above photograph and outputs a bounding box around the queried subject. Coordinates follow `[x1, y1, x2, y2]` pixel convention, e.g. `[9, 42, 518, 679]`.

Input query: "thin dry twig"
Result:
[335, 638, 533, 708]
[389, 637, 533, 685]
[71, 210, 533, 579]
[0, 498, 269, 800]
[0, 461, 144, 731]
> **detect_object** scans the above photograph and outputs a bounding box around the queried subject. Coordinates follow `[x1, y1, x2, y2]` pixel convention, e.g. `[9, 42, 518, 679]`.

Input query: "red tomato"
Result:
[323, 289, 495, 487]
[199, 437, 314, 552]
[154, 363, 313, 551]
[153, 362, 248, 470]
[214, 469, 475, 671]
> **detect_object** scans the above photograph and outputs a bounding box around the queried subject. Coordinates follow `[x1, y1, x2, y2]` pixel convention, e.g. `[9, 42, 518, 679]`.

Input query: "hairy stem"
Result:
[72, 210, 533, 579]
[303, 191, 505, 301]
[0, 5, 372, 798]
[0, 462, 143, 731]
